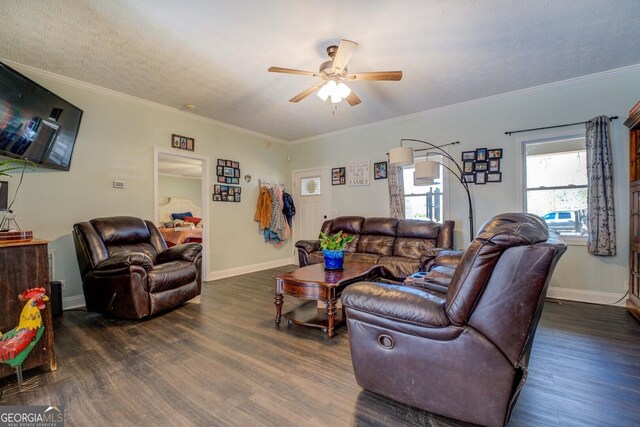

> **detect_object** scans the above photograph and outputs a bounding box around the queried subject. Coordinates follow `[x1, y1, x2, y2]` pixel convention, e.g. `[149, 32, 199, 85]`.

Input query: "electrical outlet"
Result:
[60, 280, 66, 290]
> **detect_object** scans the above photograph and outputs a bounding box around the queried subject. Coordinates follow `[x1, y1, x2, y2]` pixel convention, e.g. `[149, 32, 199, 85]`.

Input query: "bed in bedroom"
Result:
[157, 197, 203, 247]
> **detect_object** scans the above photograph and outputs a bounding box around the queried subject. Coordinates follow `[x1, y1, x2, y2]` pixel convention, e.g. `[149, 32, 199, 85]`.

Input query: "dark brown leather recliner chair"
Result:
[342, 213, 566, 427]
[73, 216, 202, 319]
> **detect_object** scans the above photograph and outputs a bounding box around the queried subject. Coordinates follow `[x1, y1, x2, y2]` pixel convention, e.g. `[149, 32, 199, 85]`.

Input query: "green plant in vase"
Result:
[0, 159, 32, 178]
[319, 231, 354, 270]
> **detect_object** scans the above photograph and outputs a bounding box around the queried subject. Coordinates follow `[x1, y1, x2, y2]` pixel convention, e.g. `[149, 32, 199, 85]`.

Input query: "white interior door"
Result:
[292, 168, 331, 265]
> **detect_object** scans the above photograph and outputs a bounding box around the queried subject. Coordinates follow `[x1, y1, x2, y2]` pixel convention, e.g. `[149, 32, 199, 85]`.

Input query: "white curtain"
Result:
[586, 116, 616, 256]
[388, 166, 405, 219]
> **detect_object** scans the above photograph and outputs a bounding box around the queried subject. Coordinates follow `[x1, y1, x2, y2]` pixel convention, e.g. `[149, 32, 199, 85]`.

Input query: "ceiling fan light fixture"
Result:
[330, 92, 343, 104]
[336, 82, 351, 98]
[317, 80, 337, 102]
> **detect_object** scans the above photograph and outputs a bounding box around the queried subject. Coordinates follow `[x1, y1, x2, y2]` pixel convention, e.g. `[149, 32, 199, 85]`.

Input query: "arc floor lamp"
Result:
[389, 138, 474, 241]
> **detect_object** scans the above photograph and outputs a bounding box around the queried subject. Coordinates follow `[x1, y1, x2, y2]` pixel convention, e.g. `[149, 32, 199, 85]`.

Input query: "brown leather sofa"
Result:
[73, 216, 202, 319]
[295, 216, 455, 280]
[342, 213, 566, 427]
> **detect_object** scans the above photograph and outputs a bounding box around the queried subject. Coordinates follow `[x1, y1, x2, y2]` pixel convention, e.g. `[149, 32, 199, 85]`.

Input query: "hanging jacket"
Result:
[254, 186, 272, 229]
[268, 187, 286, 242]
[282, 191, 296, 226]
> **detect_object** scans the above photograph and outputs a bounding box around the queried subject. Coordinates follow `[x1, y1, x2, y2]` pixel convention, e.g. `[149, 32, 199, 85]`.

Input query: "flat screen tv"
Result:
[0, 61, 83, 171]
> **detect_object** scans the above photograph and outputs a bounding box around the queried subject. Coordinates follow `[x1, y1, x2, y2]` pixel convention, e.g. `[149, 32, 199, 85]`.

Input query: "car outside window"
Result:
[523, 135, 588, 244]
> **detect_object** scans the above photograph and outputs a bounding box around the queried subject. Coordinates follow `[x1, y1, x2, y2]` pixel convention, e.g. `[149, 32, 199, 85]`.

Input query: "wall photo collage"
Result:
[214, 159, 241, 202]
[461, 148, 502, 184]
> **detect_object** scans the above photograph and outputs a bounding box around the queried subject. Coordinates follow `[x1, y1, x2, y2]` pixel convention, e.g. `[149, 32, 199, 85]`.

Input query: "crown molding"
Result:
[290, 63, 640, 145]
[0, 58, 287, 145]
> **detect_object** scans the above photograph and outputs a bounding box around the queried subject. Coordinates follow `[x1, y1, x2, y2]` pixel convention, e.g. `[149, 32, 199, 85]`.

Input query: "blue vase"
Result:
[323, 249, 345, 271]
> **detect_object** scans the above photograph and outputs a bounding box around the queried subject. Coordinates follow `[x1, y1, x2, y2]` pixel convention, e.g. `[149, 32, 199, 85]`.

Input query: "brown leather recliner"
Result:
[73, 216, 202, 319]
[342, 213, 566, 427]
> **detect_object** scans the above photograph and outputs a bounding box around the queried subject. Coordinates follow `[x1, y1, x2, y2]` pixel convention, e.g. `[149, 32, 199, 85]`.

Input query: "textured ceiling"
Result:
[158, 153, 202, 178]
[1, 0, 639, 141]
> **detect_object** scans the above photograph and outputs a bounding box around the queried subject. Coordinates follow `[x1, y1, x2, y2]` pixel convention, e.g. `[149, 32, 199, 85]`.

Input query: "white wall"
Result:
[289, 65, 640, 297]
[158, 175, 202, 207]
[2, 61, 292, 304]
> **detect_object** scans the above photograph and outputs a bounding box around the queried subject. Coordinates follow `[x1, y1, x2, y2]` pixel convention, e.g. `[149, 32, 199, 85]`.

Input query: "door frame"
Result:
[291, 166, 332, 263]
[153, 147, 211, 281]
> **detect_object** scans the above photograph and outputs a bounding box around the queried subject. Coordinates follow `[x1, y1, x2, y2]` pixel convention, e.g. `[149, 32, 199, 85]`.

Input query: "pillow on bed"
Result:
[171, 211, 193, 220]
[183, 216, 201, 225]
[162, 221, 175, 228]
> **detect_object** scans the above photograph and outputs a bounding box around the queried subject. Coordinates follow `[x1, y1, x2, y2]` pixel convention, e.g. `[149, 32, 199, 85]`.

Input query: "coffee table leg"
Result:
[327, 299, 336, 339]
[275, 279, 283, 325]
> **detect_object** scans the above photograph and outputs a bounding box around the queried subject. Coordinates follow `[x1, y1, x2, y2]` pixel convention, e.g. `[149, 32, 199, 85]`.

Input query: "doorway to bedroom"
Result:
[153, 148, 210, 280]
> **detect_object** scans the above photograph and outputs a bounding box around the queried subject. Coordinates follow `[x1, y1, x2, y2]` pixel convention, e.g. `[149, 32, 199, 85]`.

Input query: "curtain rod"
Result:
[504, 116, 618, 136]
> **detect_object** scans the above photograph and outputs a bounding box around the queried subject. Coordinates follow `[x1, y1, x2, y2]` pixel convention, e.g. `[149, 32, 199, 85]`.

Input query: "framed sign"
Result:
[347, 160, 371, 186]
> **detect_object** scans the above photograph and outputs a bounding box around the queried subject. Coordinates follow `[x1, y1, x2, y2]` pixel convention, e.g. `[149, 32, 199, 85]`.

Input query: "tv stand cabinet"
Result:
[626, 108, 640, 322]
[0, 239, 56, 379]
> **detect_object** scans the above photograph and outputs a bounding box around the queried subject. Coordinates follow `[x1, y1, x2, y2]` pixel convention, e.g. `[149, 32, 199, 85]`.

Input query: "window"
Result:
[300, 177, 321, 196]
[523, 136, 588, 241]
[402, 159, 444, 222]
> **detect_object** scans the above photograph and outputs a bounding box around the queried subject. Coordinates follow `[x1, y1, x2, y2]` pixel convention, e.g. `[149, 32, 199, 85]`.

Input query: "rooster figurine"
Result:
[0, 287, 48, 398]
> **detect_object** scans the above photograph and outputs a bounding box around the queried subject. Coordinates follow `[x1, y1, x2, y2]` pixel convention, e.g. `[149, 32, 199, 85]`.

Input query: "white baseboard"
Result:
[209, 258, 293, 281]
[547, 287, 626, 307]
[63, 295, 86, 310]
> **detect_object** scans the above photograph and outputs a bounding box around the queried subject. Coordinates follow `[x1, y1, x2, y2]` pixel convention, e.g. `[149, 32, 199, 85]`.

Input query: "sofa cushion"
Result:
[357, 235, 395, 256]
[393, 237, 436, 259]
[361, 217, 399, 236]
[345, 252, 382, 264]
[148, 260, 196, 293]
[326, 216, 365, 235]
[378, 256, 422, 280]
[397, 219, 441, 239]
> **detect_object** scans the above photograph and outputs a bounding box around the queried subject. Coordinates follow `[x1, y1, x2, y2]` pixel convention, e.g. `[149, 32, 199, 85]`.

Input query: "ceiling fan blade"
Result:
[347, 71, 403, 81]
[332, 39, 358, 71]
[345, 91, 361, 106]
[268, 67, 318, 77]
[289, 82, 325, 103]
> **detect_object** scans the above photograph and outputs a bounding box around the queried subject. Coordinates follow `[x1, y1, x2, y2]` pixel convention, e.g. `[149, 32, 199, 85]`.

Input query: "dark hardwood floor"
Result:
[1, 266, 639, 426]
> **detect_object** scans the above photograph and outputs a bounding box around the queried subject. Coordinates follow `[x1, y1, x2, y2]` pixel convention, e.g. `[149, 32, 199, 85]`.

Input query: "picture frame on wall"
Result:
[374, 161, 388, 180]
[475, 148, 487, 162]
[171, 134, 194, 152]
[475, 171, 487, 184]
[463, 161, 474, 173]
[487, 172, 502, 183]
[474, 161, 488, 171]
[488, 149, 503, 159]
[489, 159, 500, 172]
[463, 173, 475, 183]
[332, 167, 346, 185]
[462, 151, 476, 161]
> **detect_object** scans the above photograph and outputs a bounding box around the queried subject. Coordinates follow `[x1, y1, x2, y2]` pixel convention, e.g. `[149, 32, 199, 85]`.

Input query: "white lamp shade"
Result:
[389, 146, 414, 166]
[336, 82, 351, 98]
[413, 172, 435, 186]
[415, 161, 440, 180]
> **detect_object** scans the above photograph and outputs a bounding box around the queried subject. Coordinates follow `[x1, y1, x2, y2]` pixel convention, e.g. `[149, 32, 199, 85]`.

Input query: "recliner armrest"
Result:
[156, 243, 202, 263]
[342, 281, 450, 327]
[419, 247, 455, 271]
[94, 253, 153, 274]
[295, 240, 320, 254]
[431, 250, 464, 269]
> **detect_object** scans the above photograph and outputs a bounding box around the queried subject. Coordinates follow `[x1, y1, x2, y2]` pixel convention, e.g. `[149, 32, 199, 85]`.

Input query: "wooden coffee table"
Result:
[274, 262, 382, 339]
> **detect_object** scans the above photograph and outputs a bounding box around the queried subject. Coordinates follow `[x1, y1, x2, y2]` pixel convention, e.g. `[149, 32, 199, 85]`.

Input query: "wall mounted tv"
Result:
[0, 61, 83, 171]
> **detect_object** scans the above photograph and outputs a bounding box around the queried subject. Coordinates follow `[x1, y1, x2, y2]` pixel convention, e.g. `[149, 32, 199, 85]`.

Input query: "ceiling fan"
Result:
[268, 39, 403, 106]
